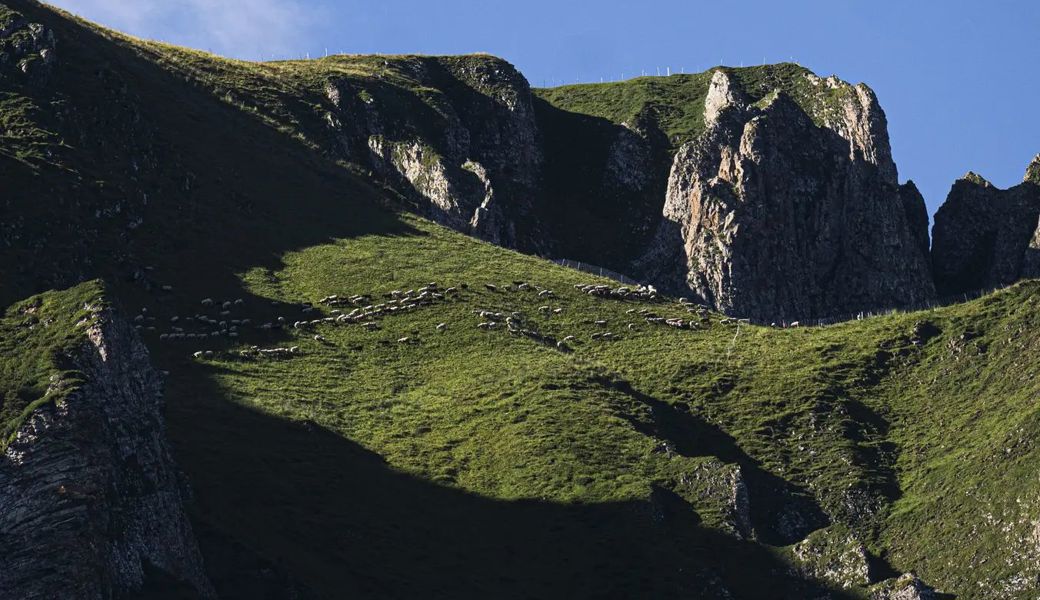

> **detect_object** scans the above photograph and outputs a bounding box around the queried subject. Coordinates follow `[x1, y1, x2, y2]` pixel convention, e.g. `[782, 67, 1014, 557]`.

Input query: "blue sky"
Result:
[46, 0, 1040, 219]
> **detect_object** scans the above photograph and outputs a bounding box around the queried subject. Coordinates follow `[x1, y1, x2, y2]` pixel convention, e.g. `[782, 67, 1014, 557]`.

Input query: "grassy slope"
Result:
[3, 2, 1040, 597]
[0, 280, 104, 448]
[150, 211, 1040, 598]
[533, 62, 856, 151]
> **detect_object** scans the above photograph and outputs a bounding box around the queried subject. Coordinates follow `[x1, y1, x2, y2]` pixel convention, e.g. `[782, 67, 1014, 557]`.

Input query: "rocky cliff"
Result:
[931, 158, 1040, 295]
[320, 55, 544, 248]
[0, 287, 212, 599]
[636, 70, 934, 321]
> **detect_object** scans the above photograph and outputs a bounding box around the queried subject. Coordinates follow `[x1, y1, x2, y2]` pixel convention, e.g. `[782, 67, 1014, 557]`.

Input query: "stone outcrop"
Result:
[322, 56, 542, 248]
[0, 7, 56, 79]
[637, 70, 934, 321]
[0, 305, 213, 599]
[869, 573, 937, 600]
[791, 526, 871, 589]
[931, 159, 1040, 295]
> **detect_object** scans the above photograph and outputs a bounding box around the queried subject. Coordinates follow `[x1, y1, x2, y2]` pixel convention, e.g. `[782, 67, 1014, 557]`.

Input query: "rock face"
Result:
[0, 8, 57, 79]
[792, 526, 871, 589]
[637, 70, 934, 321]
[931, 160, 1040, 295]
[323, 56, 542, 248]
[0, 307, 213, 599]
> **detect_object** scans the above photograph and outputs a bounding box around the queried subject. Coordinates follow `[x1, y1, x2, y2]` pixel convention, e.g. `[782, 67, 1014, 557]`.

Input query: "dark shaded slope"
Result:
[0, 0, 414, 309]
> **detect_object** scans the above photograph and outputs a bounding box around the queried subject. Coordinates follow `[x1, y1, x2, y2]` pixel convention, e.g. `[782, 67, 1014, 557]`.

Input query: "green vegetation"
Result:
[533, 63, 857, 151]
[147, 211, 1040, 598]
[0, 280, 104, 449]
[4, 1, 1040, 597]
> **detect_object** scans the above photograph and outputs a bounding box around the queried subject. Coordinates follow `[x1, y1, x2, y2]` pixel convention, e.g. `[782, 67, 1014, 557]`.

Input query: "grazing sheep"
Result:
[290, 346, 300, 353]
[397, 336, 411, 344]
[193, 351, 204, 358]
[436, 323, 447, 331]
[363, 322, 379, 330]
[484, 284, 498, 292]
[594, 320, 608, 326]
[538, 306, 551, 312]
[563, 335, 576, 342]
[201, 298, 214, 306]
[314, 334, 327, 342]
[553, 308, 563, 314]
[234, 299, 244, 306]
[537, 290, 554, 298]
[477, 322, 491, 329]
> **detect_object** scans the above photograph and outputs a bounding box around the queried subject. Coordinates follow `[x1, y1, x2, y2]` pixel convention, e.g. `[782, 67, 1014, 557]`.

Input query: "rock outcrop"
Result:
[0, 7, 56, 79]
[637, 70, 934, 321]
[322, 56, 543, 248]
[791, 526, 871, 589]
[0, 304, 213, 599]
[869, 573, 937, 600]
[931, 159, 1040, 295]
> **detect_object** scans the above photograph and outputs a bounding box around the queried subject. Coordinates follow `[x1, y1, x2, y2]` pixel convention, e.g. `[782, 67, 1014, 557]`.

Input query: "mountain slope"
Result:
[3, 1, 1040, 598]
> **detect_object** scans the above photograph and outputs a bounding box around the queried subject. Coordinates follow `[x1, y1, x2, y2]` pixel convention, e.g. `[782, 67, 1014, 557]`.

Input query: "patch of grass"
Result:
[0, 280, 104, 449]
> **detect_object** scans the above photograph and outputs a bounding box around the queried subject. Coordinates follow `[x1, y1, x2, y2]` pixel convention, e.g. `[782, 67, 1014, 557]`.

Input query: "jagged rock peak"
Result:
[961, 171, 992, 186]
[931, 168, 1040, 295]
[1026, 154, 1040, 183]
[704, 69, 748, 124]
[636, 65, 934, 321]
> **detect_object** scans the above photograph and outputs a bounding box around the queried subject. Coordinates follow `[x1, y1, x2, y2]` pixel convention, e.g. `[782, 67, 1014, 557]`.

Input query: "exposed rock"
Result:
[869, 573, 937, 600]
[637, 70, 934, 321]
[0, 306, 213, 599]
[931, 164, 1040, 295]
[791, 526, 871, 589]
[1026, 154, 1040, 185]
[0, 10, 56, 79]
[324, 56, 542, 248]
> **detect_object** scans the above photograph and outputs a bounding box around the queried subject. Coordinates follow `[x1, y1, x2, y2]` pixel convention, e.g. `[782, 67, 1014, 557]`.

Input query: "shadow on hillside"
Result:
[532, 97, 670, 271]
[162, 368, 858, 600]
[602, 378, 829, 546]
[1, 0, 424, 309]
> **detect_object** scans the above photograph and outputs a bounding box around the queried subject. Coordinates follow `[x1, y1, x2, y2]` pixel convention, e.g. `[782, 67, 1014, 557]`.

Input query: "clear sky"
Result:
[46, 0, 1040, 220]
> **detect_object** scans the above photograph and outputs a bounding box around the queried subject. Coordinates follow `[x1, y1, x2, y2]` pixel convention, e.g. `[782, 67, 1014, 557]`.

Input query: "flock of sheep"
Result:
[131, 279, 748, 361]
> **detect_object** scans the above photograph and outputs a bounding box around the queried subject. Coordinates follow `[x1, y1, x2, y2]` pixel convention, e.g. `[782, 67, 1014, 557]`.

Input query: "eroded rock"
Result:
[931, 163, 1040, 295]
[0, 306, 213, 599]
[638, 70, 934, 321]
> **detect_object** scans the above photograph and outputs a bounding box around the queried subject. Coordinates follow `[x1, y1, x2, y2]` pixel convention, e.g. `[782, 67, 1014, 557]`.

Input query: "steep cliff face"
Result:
[0, 287, 212, 599]
[931, 160, 1040, 295]
[322, 55, 543, 248]
[637, 70, 934, 321]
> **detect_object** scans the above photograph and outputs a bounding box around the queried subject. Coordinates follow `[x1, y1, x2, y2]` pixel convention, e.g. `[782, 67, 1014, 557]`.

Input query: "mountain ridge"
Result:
[3, 1, 1040, 598]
